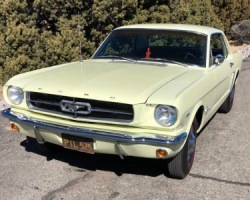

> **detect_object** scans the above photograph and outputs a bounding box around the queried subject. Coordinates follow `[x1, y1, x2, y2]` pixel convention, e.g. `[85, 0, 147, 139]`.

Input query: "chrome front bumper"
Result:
[2, 108, 187, 157]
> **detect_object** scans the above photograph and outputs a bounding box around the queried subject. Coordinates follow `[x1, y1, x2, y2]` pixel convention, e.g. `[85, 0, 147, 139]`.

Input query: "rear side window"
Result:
[210, 33, 228, 66]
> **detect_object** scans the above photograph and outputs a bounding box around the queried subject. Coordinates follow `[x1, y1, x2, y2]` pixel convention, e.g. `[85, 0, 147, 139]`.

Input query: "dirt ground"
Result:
[0, 86, 8, 111]
[0, 85, 3, 99]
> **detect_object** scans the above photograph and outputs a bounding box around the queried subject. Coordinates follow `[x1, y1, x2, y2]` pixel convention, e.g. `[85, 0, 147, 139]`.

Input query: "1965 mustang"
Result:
[2, 24, 242, 179]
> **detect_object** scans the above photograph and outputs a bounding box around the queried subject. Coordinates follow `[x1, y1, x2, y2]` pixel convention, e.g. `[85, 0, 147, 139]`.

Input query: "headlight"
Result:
[7, 86, 24, 105]
[154, 105, 177, 127]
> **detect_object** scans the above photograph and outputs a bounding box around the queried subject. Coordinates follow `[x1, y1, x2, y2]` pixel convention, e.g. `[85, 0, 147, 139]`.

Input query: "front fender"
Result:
[184, 101, 204, 134]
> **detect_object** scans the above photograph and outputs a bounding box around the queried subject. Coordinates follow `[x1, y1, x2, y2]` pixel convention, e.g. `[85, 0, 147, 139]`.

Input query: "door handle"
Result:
[230, 62, 234, 68]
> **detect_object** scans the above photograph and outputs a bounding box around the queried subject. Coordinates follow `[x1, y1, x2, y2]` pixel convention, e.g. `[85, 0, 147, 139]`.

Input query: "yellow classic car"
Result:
[2, 24, 242, 179]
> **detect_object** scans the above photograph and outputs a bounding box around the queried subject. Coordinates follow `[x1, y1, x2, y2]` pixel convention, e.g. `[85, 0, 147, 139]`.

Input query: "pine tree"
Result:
[212, 0, 250, 36]
[168, 0, 223, 29]
[0, 0, 39, 83]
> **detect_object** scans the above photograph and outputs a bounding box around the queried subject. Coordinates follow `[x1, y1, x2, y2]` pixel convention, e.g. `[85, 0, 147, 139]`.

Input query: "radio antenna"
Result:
[78, 12, 83, 63]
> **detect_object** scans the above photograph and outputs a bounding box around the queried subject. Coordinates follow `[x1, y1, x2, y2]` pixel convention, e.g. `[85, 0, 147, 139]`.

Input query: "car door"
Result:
[209, 33, 234, 105]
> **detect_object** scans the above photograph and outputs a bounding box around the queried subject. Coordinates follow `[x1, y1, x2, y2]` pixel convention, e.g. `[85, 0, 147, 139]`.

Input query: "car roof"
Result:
[115, 24, 223, 35]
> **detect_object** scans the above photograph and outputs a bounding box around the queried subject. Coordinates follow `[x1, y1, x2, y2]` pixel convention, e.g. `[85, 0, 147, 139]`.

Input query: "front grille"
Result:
[26, 92, 134, 122]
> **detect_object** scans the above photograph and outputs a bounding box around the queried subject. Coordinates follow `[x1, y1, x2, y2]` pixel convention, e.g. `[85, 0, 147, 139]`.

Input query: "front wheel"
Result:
[167, 119, 198, 179]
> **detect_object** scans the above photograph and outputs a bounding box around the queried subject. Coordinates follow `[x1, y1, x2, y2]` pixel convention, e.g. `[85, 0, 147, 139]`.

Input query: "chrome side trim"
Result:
[2, 108, 187, 146]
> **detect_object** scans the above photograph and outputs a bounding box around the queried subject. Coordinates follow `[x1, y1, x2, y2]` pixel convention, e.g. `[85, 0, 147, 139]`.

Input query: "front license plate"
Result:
[62, 134, 94, 154]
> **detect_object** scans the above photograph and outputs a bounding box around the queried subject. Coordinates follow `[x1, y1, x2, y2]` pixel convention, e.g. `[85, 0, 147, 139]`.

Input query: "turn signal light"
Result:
[10, 123, 20, 132]
[156, 149, 168, 158]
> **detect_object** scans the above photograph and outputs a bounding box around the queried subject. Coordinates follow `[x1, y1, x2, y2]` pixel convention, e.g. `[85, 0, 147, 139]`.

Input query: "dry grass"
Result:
[229, 40, 246, 52]
[230, 45, 246, 53]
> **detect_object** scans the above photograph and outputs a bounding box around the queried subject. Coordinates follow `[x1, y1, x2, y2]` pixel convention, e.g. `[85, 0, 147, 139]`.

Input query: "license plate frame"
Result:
[61, 133, 94, 154]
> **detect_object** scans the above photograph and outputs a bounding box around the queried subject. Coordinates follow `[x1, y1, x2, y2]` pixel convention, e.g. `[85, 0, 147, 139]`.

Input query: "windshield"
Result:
[93, 29, 207, 67]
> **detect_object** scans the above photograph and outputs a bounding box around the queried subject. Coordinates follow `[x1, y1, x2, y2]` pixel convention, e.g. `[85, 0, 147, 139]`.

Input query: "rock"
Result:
[231, 20, 250, 44]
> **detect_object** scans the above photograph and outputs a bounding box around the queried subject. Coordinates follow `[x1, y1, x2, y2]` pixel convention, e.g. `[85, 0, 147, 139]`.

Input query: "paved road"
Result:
[0, 58, 249, 200]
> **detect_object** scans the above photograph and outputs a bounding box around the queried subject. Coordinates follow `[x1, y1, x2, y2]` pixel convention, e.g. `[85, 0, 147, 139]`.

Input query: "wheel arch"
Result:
[195, 106, 204, 132]
[234, 70, 240, 84]
[186, 103, 205, 134]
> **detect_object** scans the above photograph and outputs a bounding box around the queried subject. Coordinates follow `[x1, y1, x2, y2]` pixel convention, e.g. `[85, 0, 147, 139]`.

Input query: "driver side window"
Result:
[210, 33, 228, 66]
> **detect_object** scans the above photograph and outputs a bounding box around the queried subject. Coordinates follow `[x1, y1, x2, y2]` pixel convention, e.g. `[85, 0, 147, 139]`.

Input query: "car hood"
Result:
[7, 60, 191, 104]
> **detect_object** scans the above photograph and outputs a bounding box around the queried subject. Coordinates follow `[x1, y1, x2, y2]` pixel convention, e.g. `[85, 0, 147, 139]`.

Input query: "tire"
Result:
[167, 119, 198, 179]
[218, 84, 235, 113]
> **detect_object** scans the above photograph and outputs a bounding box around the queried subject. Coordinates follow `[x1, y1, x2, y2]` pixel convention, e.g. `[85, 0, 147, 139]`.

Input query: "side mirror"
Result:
[214, 54, 224, 65]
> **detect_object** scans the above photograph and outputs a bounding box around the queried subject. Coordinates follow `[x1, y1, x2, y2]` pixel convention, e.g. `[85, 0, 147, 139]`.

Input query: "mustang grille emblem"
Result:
[60, 100, 91, 116]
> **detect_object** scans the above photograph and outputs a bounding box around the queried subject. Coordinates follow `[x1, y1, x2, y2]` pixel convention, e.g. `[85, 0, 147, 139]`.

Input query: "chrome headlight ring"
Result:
[7, 86, 24, 105]
[154, 105, 177, 127]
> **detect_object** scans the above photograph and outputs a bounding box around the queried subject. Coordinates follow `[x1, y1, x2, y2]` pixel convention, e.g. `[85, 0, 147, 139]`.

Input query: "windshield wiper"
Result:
[96, 55, 136, 63]
[140, 58, 188, 67]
